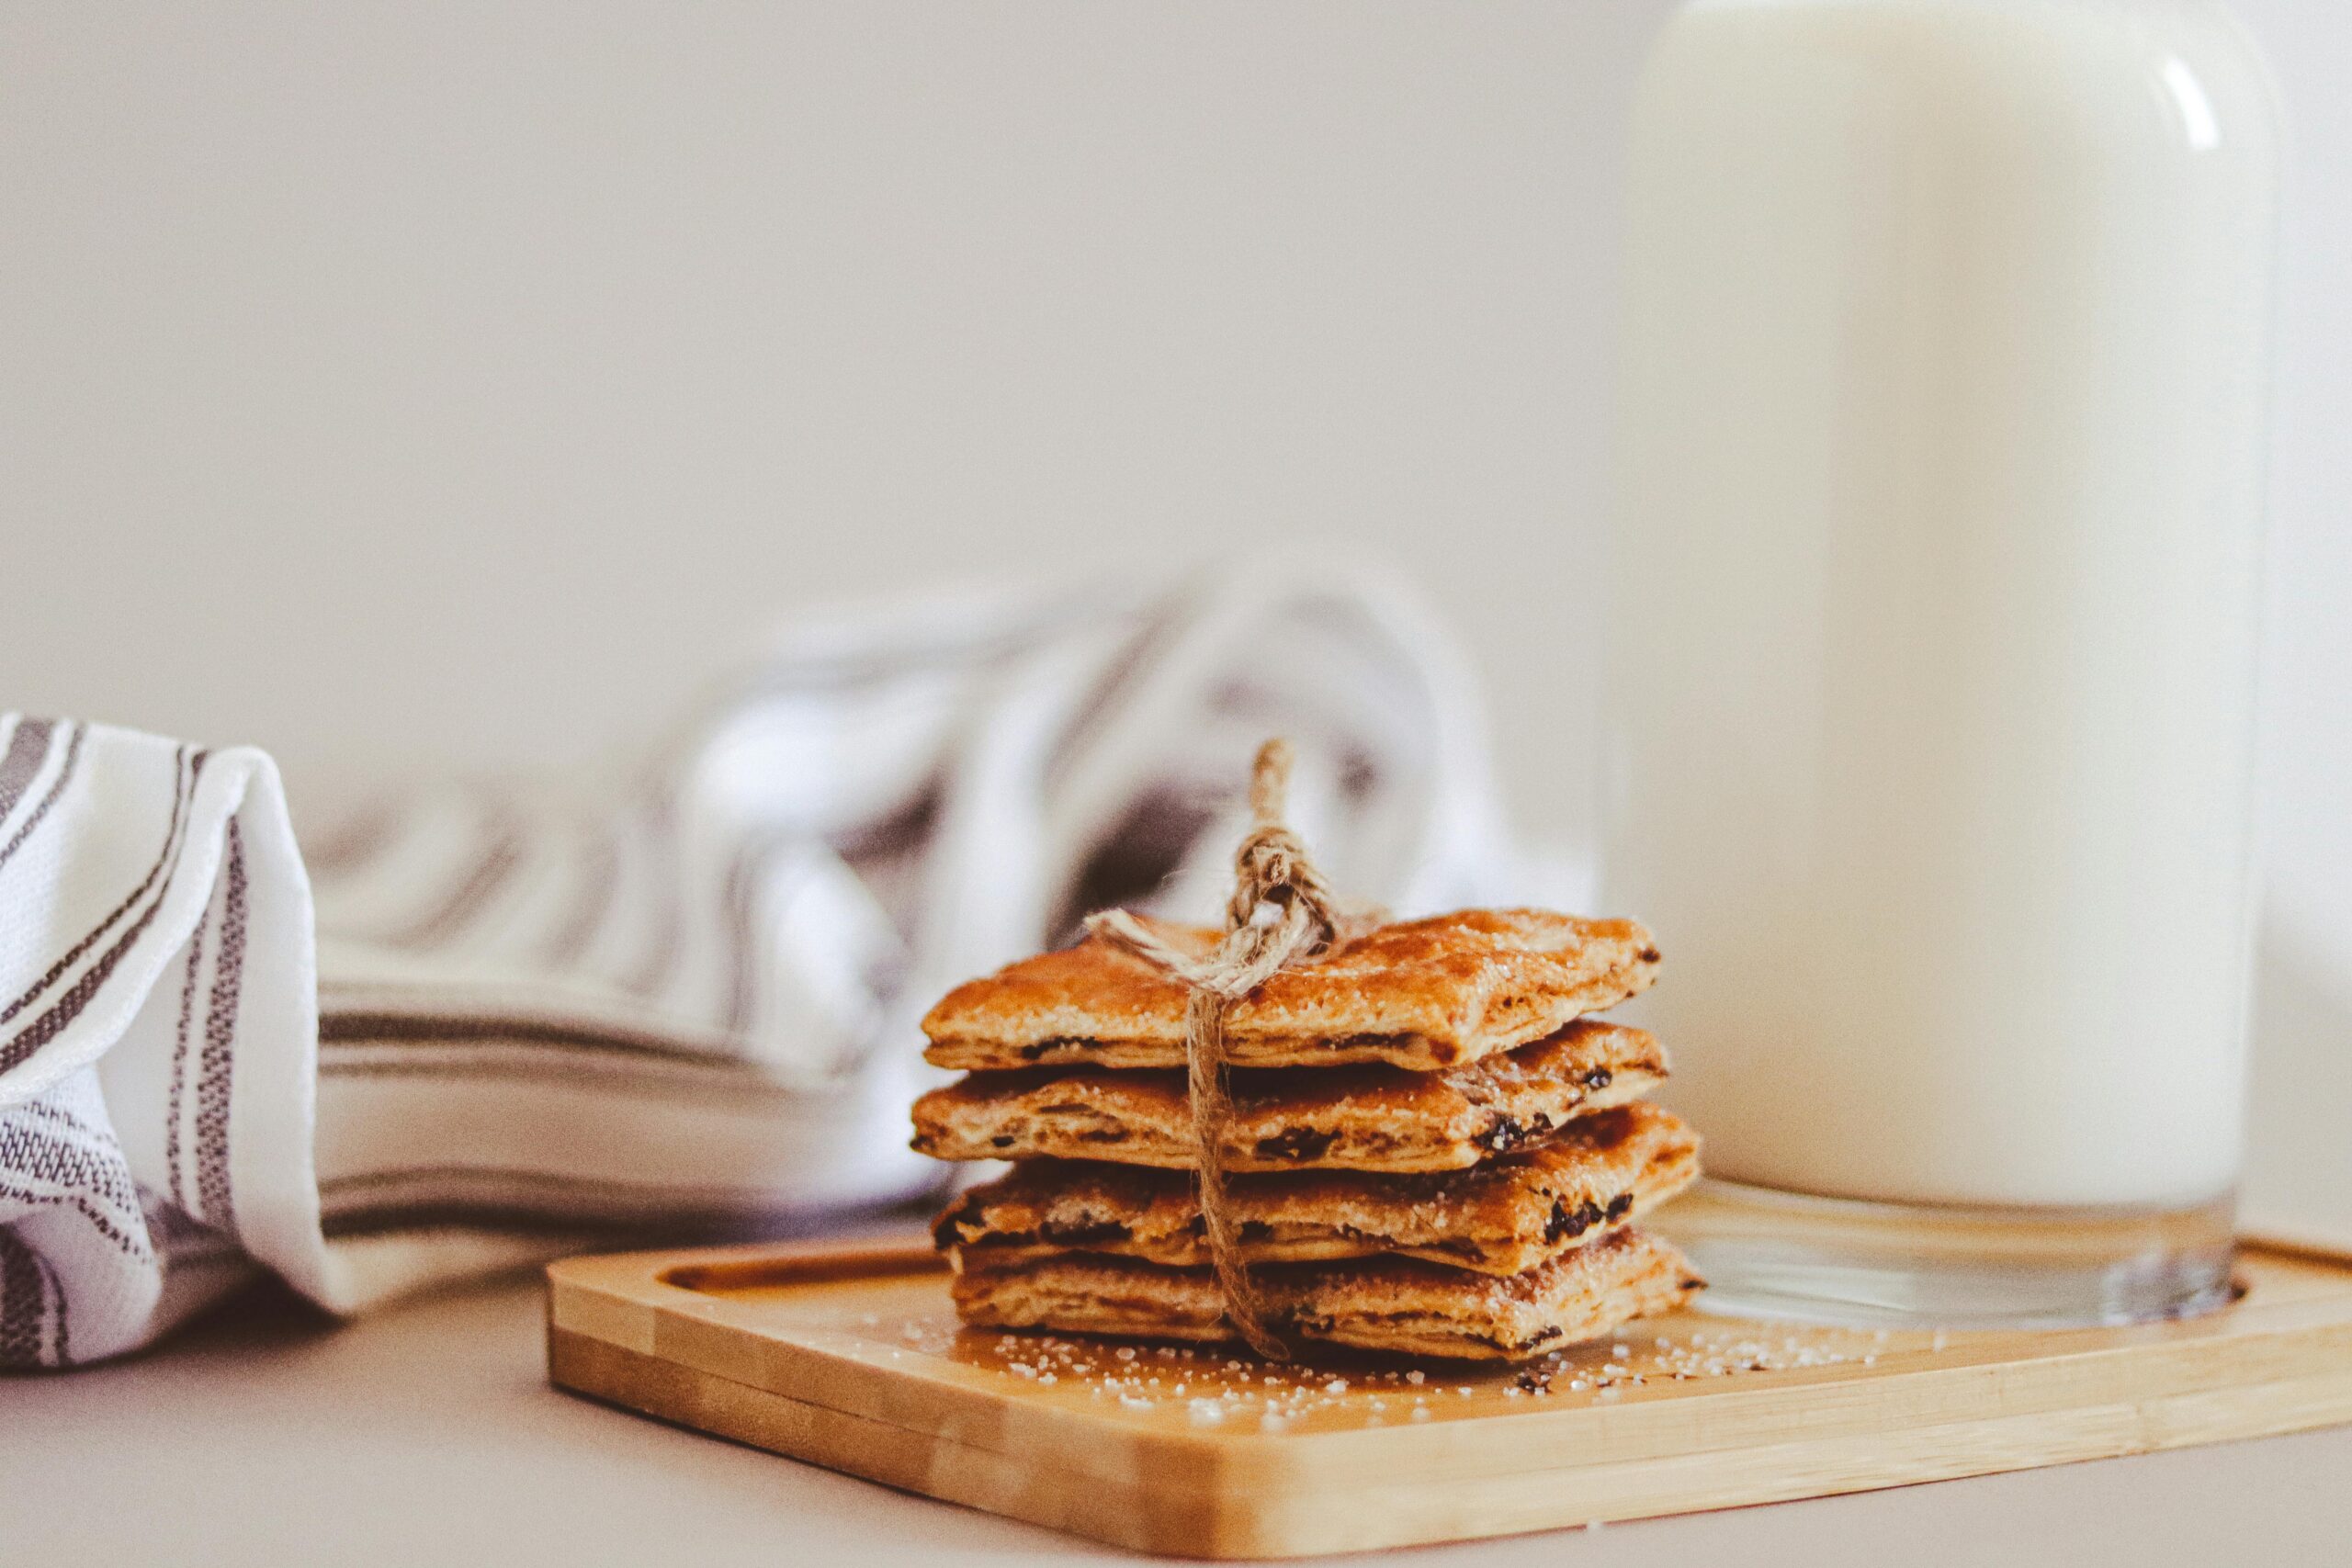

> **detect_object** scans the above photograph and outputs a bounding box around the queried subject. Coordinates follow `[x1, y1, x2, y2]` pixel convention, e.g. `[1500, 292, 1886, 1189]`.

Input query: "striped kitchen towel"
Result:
[0, 559, 1564, 1368]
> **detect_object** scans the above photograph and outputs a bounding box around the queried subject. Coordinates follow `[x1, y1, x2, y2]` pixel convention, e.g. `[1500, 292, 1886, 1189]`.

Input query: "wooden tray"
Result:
[547, 1235, 2352, 1559]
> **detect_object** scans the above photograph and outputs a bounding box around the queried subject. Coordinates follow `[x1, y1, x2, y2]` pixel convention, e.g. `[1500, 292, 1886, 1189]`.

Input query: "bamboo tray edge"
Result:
[547, 1238, 2352, 1558]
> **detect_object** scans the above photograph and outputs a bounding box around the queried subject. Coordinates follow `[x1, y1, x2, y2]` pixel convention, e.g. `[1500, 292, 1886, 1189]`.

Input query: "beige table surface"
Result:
[8, 1249, 2352, 1568]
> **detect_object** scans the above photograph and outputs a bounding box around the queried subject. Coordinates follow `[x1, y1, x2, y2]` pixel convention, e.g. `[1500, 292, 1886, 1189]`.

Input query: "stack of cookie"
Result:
[911, 909, 1702, 1360]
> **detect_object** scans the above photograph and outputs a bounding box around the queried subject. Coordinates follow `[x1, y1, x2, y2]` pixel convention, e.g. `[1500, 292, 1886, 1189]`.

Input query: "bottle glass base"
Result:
[1652, 1179, 2238, 1330]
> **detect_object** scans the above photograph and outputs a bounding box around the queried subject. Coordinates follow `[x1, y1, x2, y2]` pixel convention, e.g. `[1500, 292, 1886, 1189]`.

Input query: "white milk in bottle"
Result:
[1603, 0, 2278, 1320]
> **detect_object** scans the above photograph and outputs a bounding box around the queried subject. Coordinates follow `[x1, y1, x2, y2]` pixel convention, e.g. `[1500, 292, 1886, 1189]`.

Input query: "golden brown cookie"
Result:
[951, 1227, 1702, 1360]
[910, 1021, 1665, 1174]
[934, 1104, 1700, 1276]
[922, 908, 1660, 1073]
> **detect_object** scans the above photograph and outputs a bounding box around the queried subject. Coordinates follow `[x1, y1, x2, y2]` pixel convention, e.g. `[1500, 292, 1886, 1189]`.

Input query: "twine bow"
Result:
[1084, 739, 1370, 1359]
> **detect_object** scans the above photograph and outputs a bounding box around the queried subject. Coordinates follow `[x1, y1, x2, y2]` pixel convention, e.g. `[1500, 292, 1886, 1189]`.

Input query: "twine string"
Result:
[1084, 738, 1361, 1359]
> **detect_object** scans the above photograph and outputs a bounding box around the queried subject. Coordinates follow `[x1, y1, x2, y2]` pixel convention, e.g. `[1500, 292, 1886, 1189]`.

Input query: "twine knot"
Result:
[1083, 738, 1371, 1359]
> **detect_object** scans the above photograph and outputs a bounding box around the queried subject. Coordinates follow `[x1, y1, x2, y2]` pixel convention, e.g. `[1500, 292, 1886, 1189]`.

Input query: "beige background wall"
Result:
[2, 2, 2345, 1224]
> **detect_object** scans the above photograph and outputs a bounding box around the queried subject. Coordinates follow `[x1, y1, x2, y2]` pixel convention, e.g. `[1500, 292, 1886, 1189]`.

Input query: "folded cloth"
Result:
[0, 559, 1567, 1368]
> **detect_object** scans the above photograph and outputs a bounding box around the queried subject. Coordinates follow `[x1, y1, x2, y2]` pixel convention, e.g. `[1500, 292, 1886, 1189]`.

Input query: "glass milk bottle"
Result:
[1603, 0, 2278, 1324]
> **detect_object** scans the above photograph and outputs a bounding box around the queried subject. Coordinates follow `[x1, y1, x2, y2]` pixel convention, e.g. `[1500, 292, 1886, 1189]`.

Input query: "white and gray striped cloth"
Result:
[0, 563, 1565, 1368]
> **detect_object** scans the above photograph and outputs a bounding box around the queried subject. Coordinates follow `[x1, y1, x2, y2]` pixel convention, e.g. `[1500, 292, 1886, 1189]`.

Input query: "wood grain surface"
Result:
[546, 1237, 2352, 1559]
